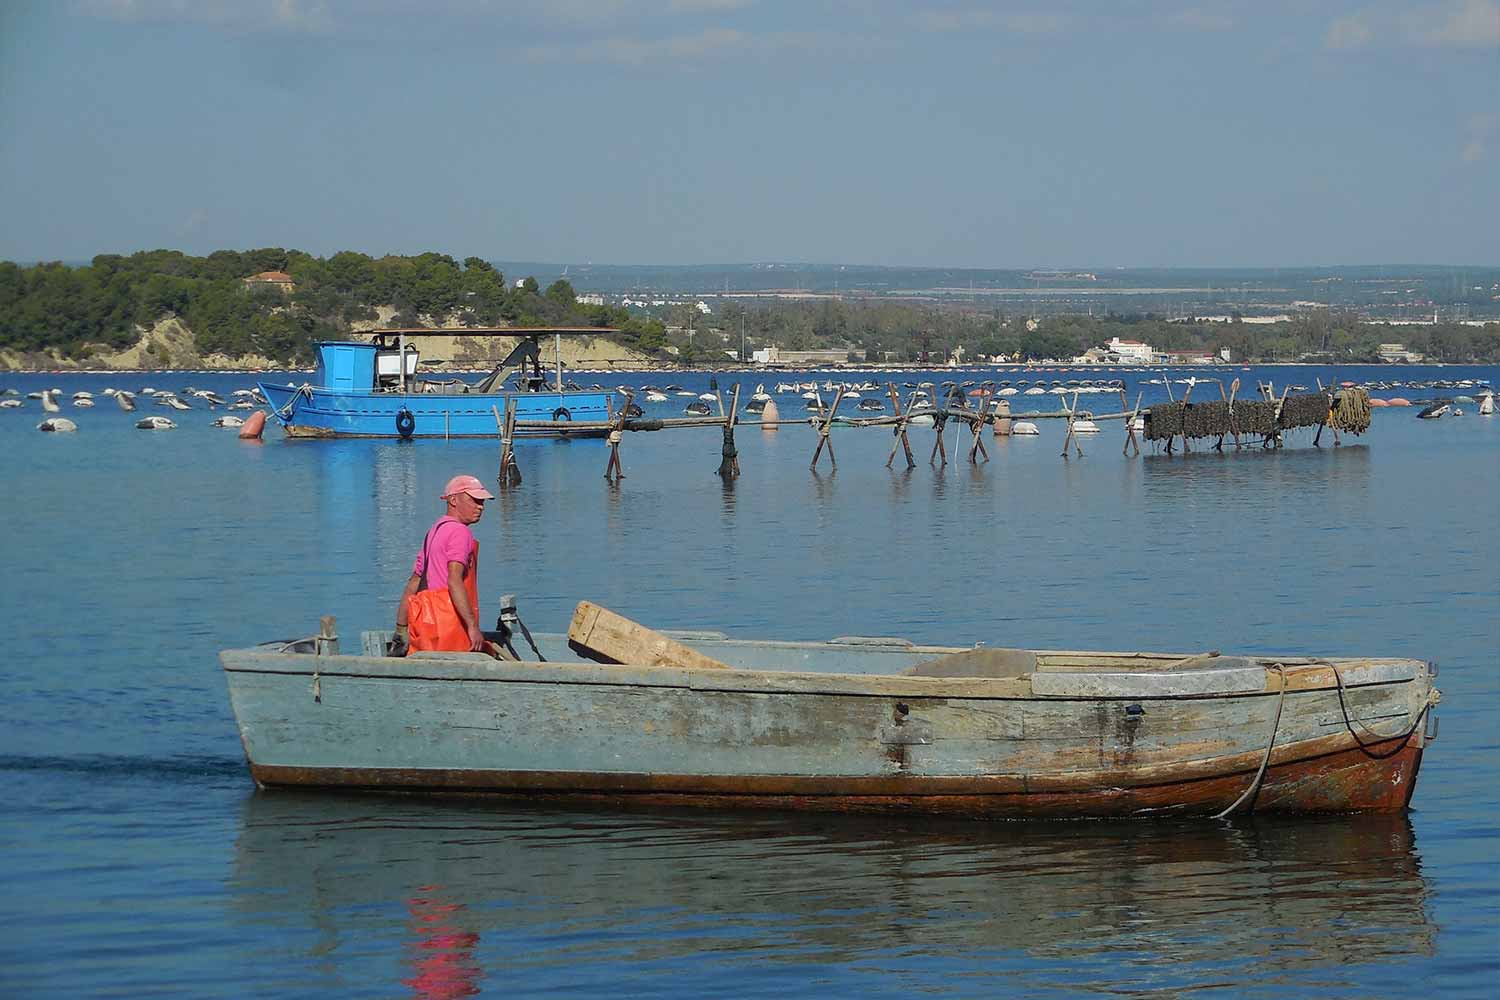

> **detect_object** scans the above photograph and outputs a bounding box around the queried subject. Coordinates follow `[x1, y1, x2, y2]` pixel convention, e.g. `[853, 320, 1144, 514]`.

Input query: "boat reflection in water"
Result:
[230, 793, 1434, 995]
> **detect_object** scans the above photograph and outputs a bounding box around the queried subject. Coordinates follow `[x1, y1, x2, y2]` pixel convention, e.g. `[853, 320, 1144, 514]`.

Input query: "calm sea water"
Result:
[1, 364, 1496, 997]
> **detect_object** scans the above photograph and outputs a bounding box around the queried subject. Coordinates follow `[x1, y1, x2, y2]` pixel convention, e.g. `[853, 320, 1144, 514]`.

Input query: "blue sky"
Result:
[1, 1, 1496, 267]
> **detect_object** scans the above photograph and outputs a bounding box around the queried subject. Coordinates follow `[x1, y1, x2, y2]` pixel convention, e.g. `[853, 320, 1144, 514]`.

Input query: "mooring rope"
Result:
[1218, 661, 1439, 817]
[1329, 660, 1438, 758]
[273, 384, 312, 421]
[1214, 663, 1287, 819]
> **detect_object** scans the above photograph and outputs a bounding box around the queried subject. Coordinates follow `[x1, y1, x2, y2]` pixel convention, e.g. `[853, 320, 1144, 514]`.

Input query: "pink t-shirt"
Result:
[412, 516, 477, 591]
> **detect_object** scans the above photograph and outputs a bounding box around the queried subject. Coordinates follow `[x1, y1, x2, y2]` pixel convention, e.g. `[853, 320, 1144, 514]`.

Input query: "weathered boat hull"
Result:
[259, 382, 611, 439]
[221, 634, 1437, 819]
[245, 736, 1421, 818]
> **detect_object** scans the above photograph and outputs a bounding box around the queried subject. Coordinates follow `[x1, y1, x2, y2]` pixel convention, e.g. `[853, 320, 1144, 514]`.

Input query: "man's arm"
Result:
[390, 572, 421, 654]
[447, 560, 484, 651]
[396, 573, 420, 627]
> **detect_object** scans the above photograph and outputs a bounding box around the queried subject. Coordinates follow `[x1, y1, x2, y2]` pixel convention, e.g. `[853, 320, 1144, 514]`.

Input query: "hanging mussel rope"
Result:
[1277, 392, 1333, 432]
[1331, 387, 1372, 434]
[1144, 390, 1363, 443]
[1145, 399, 1279, 442]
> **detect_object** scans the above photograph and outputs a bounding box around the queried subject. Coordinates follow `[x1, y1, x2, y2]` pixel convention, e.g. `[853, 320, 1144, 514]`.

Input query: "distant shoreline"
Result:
[2, 360, 1494, 377]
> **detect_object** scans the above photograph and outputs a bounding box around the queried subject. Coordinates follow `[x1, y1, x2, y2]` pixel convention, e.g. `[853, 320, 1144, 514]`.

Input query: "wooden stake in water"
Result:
[496, 400, 522, 487]
[810, 388, 845, 470]
[717, 384, 741, 478]
[886, 383, 916, 469]
[604, 390, 631, 483]
[1123, 390, 1143, 457]
[967, 385, 992, 464]
[1061, 390, 1083, 458]
[1178, 379, 1196, 454]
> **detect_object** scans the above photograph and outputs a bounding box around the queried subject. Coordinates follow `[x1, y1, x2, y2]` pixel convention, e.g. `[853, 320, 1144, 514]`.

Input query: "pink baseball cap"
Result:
[441, 474, 495, 501]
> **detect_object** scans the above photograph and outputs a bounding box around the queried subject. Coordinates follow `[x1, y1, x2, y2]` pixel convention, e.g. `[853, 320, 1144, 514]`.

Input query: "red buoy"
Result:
[238, 410, 267, 440]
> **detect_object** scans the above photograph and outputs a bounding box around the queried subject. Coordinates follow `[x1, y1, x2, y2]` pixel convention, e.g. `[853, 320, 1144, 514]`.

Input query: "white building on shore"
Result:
[1105, 337, 1154, 363]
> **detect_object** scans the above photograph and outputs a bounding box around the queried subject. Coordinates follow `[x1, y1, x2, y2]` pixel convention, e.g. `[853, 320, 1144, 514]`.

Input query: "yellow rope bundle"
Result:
[1332, 387, 1372, 434]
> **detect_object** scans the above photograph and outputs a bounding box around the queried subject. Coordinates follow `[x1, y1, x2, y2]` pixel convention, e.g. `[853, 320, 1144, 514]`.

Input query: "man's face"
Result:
[448, 492, 486, 525]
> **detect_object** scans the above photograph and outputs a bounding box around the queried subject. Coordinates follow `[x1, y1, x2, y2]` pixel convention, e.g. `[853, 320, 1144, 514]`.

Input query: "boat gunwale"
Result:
[220, 647, 1428, 700]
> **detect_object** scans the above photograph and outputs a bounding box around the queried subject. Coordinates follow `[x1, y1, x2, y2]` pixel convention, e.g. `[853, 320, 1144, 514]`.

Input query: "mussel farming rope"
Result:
[1145, 390, 1367, 443]
[1331, 387, 1372, 434]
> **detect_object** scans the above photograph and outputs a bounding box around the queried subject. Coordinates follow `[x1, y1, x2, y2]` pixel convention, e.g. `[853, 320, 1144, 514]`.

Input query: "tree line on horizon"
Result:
[1, 248, 1496, 365]
[0, 248, 665, 363]
[691, 298, 1500, 365]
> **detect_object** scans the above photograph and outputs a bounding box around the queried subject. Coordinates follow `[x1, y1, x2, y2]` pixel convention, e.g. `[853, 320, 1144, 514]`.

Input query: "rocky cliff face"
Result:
[0, 311, 654, 370]
[0, 318, 279, 371]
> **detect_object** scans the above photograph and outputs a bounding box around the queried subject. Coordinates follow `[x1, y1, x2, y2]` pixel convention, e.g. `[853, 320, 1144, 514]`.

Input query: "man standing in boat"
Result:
[392, 474, 493, 654]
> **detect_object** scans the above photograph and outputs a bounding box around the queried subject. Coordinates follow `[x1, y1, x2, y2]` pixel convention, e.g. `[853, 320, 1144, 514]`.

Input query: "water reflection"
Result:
[404, 888, 482, 999]
[718, 471, 736, 518]
[231, 793, 1433, 995]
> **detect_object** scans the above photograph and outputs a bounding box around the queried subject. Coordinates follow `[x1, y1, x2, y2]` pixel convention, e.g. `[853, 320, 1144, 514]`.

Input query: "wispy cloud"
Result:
[1409, 0, 1500, 45]
[1463, 111, 1500, 162]
[1325, 1, 1500, 49]
[525, 26, 749, 66]
[669, 0, 753, 11]
[523, 26, 890, 66]
[1165, 7, 1236, 32]
[1325, 9, 1378, 48]
[80, 0, 332, 32]
[911, 9, 1072, 35]
[78, 0, 755, 32]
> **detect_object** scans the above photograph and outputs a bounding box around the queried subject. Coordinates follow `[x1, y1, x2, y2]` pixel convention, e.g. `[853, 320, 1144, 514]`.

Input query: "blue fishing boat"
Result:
[259, 328, 617, 439]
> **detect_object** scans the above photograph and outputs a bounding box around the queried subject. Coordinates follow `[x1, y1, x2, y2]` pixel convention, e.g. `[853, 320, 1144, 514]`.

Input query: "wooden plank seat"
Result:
[901, 647, 1038, 678]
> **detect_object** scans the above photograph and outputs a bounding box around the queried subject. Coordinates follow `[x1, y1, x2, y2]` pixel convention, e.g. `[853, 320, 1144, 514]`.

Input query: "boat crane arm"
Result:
[473, 337, 543, 394]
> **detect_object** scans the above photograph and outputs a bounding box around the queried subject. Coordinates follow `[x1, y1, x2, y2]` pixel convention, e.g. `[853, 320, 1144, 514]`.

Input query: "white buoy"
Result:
[37, 417, 78, 432]
[761, 398, 780, 431]
[1012, 421, 1040, 435]
[136, 416, 176, 430]
[992, 399, 1013, 436]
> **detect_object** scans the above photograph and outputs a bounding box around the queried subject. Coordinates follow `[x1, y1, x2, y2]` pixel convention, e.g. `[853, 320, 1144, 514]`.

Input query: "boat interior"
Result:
[319, 628, 1369, 680]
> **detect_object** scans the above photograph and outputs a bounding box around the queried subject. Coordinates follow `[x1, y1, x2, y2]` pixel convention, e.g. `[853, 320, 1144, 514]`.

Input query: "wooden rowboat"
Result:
[221, 604, 1440, 819]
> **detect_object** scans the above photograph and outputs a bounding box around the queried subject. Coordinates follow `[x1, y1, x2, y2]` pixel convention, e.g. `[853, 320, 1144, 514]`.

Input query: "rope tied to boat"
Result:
[273, 384, 313, 421]
[1329, 660, 1438, 757]
[1214, 663, 1287, 820]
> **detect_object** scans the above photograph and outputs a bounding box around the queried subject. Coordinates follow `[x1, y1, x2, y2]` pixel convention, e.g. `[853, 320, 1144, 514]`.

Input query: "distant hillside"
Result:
[0, 249, 666, 370]
[497, 262, 1500, 319]
[3, 250, 1496, 369]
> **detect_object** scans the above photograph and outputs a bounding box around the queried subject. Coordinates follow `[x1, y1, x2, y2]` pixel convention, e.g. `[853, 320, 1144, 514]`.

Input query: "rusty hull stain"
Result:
[251, 730, 1423, 818]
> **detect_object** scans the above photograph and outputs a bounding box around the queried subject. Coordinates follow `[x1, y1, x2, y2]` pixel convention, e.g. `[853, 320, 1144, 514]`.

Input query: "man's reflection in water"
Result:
[403, 886, 482, 1000]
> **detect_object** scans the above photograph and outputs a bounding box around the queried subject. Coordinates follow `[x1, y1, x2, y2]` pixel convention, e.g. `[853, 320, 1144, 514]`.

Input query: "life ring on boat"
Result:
[551, 407, 572, 436]
[395, 408, 415, 439]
